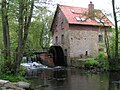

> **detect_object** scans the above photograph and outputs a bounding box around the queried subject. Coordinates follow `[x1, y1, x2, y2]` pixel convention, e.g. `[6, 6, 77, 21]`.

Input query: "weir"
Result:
[21, 46, 67, 77]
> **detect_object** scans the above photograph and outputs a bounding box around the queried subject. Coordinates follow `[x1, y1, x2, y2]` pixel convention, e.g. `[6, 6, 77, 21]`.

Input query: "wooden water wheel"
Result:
[49, 46, 67, 66]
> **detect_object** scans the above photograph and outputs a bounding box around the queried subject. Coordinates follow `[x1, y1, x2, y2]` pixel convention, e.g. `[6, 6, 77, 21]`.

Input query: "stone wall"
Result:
[69, 30, 99, 58]
[52, 27, 106, 66]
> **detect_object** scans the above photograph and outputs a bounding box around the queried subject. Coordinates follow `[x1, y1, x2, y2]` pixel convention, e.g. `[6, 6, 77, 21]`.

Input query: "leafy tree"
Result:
[13, 0, 34, 74]
[0, 0, 54, 75]
[24, 6, 53, 54]
[1, 0, 11, 70]
[1, 0, 34, 74]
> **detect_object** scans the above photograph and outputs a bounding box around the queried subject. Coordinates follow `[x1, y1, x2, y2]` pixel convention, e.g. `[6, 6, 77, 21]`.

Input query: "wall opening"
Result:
[85, 51, 88, 56]
[55, 36, 58, 45]
[98, 35, 103, 42]
[61, 34, 64, 44]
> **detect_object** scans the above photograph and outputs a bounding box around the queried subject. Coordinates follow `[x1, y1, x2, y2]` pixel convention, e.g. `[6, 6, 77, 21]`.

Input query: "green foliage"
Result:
[0, 56, 26, 82]
[0, 0, 53, 75]
[96, 52, 109, 69]
[109, 28, 120, 59]
[0, 18, 3, 49]
[0, 66, 27, 82]
[85, 58, 99, 69]
[27, 6, 53, 50]
[85, 52, 109, 70]
[0, 73, 27, 82]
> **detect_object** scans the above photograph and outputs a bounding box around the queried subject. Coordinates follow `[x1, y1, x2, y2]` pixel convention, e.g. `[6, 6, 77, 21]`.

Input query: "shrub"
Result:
[96, 52, 109, 69]
[85, 58, 99, 69]
[0, 66, 27, 82]
[0, 73, 27, 82]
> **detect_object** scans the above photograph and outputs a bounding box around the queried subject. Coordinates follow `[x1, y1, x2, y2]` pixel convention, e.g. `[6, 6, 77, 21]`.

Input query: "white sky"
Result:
[53, 0, 120, 11]
[58, 0, 111, 10]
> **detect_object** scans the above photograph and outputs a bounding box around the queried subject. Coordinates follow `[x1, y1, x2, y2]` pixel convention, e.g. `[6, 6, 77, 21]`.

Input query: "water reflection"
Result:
[109, 72, 120, 90]
[28, 68, 120, 90]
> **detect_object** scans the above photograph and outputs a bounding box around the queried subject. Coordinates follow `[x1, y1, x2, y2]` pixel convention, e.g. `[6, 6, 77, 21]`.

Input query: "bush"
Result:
[0, 73, 27, 82]
[85, 58, 99, 69]
[96, 52, 109, 69]
[0, 66, 27, 82]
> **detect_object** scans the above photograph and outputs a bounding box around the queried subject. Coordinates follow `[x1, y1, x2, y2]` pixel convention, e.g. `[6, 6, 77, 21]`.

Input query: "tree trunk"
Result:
[13, 0, 34, 74]
[112, 0, 119, 64]
[1, 0, 11, 68]
[13, 0, 24, 74]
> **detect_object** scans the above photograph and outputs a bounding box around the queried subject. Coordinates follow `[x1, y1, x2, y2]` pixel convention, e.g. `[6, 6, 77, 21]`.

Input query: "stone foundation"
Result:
[70, 58, 85, 68]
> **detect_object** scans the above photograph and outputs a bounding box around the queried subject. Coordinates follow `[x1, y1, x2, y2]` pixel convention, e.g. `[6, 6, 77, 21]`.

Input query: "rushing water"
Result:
[28, 67, 120, 90]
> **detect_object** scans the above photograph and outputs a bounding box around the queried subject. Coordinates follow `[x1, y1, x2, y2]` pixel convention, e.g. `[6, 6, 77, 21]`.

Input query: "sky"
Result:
[53, 0, 120, 11]
[52, 0, 112, 11]
[57, 0, 111, 10]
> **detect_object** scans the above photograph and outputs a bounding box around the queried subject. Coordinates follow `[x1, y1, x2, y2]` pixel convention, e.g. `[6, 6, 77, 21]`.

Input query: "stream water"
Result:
[27, 67, 120, 90]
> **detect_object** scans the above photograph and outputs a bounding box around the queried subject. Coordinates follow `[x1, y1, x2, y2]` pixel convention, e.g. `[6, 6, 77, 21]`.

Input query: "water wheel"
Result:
[49, 46, 67, 66]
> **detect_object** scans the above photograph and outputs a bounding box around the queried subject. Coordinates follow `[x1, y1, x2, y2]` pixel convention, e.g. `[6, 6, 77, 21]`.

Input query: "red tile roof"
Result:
[59, 4, 113, 26]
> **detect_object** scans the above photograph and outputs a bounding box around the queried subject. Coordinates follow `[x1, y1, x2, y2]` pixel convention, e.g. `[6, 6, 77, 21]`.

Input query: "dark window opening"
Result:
[98, 35, 103, 42]
[61, 22, 64, 30]
[85, 51, 88, 56]
[55, 36, 58, 45]
[61, 34, 64, 44]
[64, 49, 67, 56]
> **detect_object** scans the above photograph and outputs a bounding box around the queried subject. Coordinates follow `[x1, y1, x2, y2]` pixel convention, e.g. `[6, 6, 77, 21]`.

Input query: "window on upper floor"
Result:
[98, 35, 103, 42]
[61, 22, 64, 30]
[61, 34, 64, 44]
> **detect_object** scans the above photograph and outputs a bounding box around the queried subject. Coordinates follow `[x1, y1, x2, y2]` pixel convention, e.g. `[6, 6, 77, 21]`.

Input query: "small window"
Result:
[61, 22, 64, 30]
[95, 17, 104, 23]
[64, 49, 67, 56]
[55, 36, 58, 45]
[85, 51, 88, 56]
[98, 35, 103, 42]
[61, 34, 64, 44]
[75, 17, 81, 21]
[75, 17, 86, 22]
[71, 9, 75, 13]
[80, 18, 86, 21]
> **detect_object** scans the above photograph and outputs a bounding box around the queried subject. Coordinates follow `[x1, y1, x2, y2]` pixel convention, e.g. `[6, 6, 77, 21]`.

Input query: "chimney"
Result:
[88, 1, 94, 18]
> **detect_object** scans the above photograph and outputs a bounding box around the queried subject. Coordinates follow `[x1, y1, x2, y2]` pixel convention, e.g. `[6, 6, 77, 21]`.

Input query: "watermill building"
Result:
[50, 2, 113, 66]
